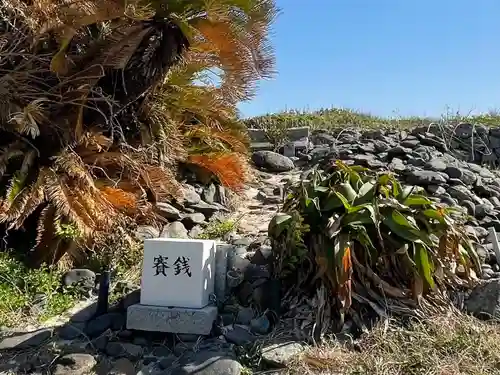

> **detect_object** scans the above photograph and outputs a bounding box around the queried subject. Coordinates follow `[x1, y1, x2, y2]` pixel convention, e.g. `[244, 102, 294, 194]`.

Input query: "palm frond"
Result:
[0, 0, 275, 266]
[188, 152, 248, 191]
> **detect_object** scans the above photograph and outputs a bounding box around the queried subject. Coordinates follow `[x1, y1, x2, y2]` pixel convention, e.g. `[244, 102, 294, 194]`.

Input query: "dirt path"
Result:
[232, 169, 302, 237]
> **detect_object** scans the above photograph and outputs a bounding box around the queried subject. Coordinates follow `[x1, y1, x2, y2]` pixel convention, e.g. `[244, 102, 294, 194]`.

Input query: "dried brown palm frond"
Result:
[175, 0, 279, 102]
[142, 100, 187, 164]
[188, 152, 249, 192]
[0, 0, 190, 265]
[185, 125, 248, 154]
[80, 144, 183, 202]
[0, 0, 276, 267]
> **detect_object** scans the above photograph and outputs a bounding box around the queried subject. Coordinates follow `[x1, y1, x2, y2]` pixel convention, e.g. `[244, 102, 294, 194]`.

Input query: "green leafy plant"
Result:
[197, 218, 238, 240]
[55, 220, 82, 241]
[0, 252, 83, 326]
[268, 211, 309, 278]
[270, 161, 480, 322]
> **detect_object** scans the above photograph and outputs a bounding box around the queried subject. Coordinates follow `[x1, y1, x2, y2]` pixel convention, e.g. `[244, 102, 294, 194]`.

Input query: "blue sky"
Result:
[238, 0, 500, 119]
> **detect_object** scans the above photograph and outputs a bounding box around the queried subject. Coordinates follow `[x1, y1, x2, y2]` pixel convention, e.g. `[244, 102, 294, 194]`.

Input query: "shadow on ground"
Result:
[0, 291, 140, 375]
[0, 286, 306, 375]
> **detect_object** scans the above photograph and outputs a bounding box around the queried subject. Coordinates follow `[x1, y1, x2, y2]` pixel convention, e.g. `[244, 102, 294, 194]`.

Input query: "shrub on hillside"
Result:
[269, 161, 479, 328]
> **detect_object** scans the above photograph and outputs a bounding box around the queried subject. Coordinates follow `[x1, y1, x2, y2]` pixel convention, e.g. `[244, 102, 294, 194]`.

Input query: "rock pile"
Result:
[0, 232, 297, 375]
[250, 123, 500, 329]
[252, 124, 500, 280]
[6, 122, 500, 375]
[136, 182, 231, 241]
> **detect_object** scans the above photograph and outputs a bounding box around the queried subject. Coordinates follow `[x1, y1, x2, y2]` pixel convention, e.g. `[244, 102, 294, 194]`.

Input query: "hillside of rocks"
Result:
[254, 123, 500, 283]
[5, 122, 500, 374]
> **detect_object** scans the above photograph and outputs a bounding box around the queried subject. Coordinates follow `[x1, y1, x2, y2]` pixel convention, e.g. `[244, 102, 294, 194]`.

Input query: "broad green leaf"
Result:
[342, 210, 375, 226]
[392, 179, 402, 198]
[378, 197, 410, 211]
[383, 215, 431, 245]
[423, 208, 443, 220]
[354, 182, 375, 205]
[337, 182, 357, 202]
[347, 204, 377, 225]
[403, 195, 433, 207]
[347, 203, 372, 214]
[350, 224, 376, 252]
[414, 243, 435, 289]
[422, 208, 453, 225]
[335, 192, 352, 211]
[391, 211, 420, 231]
[322, 191, 343, 211]
[379, 185, 390, 198]
[303, 197, 322, 218]
[337, 162, 364, 192]
[348, 165, 369, 173]
[350, 175, 363, 193]
[415, 214, 434, 233]
[378, 174, 392, 186]
[358, 181, 375, 197]
[443, 206, 463, 214]
[268, 213, 292, 238]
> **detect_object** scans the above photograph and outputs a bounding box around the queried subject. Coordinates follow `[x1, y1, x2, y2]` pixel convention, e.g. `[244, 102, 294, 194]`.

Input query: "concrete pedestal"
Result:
[127, 304, 217, 335]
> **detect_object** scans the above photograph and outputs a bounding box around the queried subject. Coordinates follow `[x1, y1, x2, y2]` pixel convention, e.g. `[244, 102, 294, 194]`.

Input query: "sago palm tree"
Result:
[0, 0, 277, 266]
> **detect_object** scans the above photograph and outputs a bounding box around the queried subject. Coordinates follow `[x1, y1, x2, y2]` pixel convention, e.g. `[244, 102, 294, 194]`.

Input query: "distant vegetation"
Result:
[244, 107, 500, 130]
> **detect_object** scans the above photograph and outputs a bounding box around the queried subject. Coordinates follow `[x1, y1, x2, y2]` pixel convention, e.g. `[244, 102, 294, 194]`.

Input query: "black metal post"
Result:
[96, 269, 110, 316]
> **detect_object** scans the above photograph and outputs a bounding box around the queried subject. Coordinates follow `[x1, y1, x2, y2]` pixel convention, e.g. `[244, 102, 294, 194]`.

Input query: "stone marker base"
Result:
[126, 304, 217, 335]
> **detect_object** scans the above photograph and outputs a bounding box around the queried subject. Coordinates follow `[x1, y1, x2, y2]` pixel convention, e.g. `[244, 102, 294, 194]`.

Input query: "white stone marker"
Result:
[140, 238, 216, 309]
[127, 238, 219, 335]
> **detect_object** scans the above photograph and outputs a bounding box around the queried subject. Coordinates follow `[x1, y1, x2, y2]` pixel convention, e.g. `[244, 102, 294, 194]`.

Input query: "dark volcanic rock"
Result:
[0, 329, 52, 350]
[189, 201, 226, 218]
[202, 183, 217, 204]
[424, 158, 448, 172]
[135, 225, 160, 240]
[85, 313, 124, 337]
[52, 354, 97, 375]
[171, 349, 242, 375]
[406, 170, 448, 185]
[182, 213, 206, 227]
[181, 184, 202, 206]
[252, 151, 294, 172]
[62, 269, 96, 289]
[445, 166, 477, 185]
[161, 221, 189, 239]
[467, 279, 500, 319]
[156, 202, 182, 220]
[57, 323, 86, 340]
[448, 185, 481, 204]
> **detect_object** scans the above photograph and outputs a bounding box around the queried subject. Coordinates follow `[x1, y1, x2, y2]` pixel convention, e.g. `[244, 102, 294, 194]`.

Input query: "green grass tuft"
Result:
[197, 218, 238, 240]
[0, 252, 83, 327]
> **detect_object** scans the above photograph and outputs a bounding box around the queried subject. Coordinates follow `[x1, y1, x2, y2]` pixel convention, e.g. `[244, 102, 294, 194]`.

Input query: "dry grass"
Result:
[286, 312, 500, 375]
[245, 107, 500, 131]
